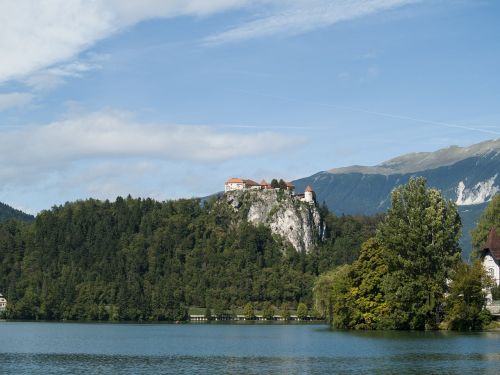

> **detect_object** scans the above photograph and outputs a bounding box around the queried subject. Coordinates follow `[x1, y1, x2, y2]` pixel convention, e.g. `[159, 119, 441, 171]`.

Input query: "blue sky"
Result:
[0, 0, 499, 213]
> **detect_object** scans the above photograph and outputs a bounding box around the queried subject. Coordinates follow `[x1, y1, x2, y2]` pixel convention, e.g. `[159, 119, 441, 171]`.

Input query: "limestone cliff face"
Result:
[222, 189, 322, 253]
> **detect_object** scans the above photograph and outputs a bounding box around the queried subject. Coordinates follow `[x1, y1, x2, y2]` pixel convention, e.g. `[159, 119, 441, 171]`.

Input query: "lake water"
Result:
[0, 322, 499, 374]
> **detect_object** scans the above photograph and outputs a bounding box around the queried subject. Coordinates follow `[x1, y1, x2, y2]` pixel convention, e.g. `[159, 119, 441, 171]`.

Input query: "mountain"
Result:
[293, 139, 500, 259]
[0, 201, 34, 222]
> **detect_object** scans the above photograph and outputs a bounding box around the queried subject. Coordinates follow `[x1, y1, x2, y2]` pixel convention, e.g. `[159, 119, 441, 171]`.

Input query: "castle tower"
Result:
[304, 185, 315, 203]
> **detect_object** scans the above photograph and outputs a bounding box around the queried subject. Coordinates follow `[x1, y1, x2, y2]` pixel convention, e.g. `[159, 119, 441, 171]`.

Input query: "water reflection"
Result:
[0, 323, 499, 374]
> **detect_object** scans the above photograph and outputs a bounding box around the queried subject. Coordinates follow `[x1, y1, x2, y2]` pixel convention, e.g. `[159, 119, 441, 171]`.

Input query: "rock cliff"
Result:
[222, 189, 322, 253]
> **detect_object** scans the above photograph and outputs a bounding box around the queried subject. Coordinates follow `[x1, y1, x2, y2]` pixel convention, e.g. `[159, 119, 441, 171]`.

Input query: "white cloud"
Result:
[0, 92, 33, 111]
[0, 0, 252, 85]
[204, 0, 420, 45]
[0, 109, 302, 182]
[24, 54, 109, 91]
[0, 1, 420, 85]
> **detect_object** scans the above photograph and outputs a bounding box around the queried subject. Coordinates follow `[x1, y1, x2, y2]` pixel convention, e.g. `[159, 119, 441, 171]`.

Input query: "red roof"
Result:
[483, 228, 500, 260]
[244, 179, 259, 186]
[260, 179, 269, 186]
[305, 185, 314, 192]
[286, 181, 295, 188]
[225, 178, 244, 184]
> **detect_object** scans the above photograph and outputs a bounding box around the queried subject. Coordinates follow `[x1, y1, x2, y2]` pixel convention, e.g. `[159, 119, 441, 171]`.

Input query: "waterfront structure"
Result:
[0, 293, 7, 312]
[480, 228, 500, 287]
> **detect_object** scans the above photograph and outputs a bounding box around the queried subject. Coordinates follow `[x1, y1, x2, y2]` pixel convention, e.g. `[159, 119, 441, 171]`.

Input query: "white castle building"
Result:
[224, 178, 315, 203]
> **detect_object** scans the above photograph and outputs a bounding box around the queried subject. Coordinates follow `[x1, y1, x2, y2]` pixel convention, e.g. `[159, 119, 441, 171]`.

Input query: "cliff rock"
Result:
[222, 189, 322, 253]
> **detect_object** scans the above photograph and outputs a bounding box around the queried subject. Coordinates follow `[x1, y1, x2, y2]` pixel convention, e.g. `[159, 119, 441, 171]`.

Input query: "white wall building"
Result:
[225, 178, 246, 192]
[480, 228, 500, 287]
[0, 293, 7, 312]
[304, 186, 315, 203]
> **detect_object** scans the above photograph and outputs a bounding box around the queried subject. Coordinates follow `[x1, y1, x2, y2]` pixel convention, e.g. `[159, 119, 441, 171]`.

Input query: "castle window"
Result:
[488, 268, 495, 277]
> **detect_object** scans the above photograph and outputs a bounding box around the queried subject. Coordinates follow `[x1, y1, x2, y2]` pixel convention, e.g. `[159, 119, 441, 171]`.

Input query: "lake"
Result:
[0, 322, 499, 374]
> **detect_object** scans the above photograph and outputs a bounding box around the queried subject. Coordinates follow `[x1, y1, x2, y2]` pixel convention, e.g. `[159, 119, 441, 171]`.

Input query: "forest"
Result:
[0, 194, 380, 321]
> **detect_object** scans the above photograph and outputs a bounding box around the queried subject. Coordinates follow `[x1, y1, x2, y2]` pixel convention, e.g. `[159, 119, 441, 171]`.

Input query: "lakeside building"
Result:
[224, 178, 315, 203]
[0, 293, 7, 312]
[480, 228, 500, 287]
[189, 313, 315, 321]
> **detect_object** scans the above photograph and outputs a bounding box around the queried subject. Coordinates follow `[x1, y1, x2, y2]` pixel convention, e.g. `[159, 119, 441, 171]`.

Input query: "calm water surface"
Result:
[0, 322, 499, 374]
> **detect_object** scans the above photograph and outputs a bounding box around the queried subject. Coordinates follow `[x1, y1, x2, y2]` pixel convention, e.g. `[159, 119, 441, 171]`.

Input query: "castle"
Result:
[224, 178, 316, 203]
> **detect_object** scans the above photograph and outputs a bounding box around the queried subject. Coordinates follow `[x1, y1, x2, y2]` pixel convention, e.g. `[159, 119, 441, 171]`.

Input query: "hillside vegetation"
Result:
[0, 195, 379, 321]
[0, 202, 34, 222]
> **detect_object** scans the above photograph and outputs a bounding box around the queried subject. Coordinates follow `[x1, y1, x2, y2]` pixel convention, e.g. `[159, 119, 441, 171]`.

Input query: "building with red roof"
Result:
[224, 178, 311, 201]
[481, 227, 500, 287]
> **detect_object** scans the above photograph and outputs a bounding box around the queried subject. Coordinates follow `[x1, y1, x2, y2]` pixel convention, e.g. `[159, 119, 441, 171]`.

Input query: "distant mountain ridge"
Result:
[329, 139, 500, 176]
[0, 202, 34, 222]
[294, 139, 500, 259]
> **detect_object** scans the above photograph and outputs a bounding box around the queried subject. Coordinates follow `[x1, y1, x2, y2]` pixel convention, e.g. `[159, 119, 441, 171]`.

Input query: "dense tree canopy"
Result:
[315, 177, 468, 330]
[376, 177, 462, 329]
[471, 194, 500, 255]
[445, 261, 492, 331]
[0, 195, 379, 321]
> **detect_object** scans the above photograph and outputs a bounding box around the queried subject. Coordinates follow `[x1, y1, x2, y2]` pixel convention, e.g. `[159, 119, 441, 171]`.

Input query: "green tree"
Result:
[296, 302, 308, 320]
[213, 302, 225, 319]
[261, 302, 274, 320]
[204, 307, 212, 321]
[278, 179, 287, 190]
[376, 177, 461, 329]
[280, 303, 291, 320]
[270, 179, 279, 188]
[243, 302, 255, 320]
[348, 238, 390, 329]
[471, 194, 500, 256]
[445, 261, 492, 330]
[313, 271, 336, 321]
[325, 265, 355, 329]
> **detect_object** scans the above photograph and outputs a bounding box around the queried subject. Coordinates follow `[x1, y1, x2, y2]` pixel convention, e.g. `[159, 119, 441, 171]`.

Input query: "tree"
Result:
[278, 179, 287, 190]
[243, 302, 255, 320]
[261, 302, 274, 320]
[313, 271, 336, 321]
[297, 302, 308, 320]
[204, 307, 212, 321]
[280, 303, 291, 320]
[445, 261, 492, 330]
[471, 194, 500, 256]
[376, 177, 461, 329]
[270, 179, 279, 188]
[213, 302, 225, 319]
[348, 238, 390, 329]
[325, 265, 356, 329]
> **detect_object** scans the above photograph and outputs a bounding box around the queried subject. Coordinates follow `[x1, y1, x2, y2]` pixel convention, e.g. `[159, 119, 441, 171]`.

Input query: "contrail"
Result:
[228, 89, 500, 136]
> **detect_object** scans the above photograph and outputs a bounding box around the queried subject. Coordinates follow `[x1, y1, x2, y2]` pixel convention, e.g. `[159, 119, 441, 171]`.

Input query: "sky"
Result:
[0, 0, 499, 213]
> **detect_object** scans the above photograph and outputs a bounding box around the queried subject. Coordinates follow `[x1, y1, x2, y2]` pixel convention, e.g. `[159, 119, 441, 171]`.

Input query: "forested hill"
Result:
[0, 195, 380, 321]
[0, 201, 34, 222]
